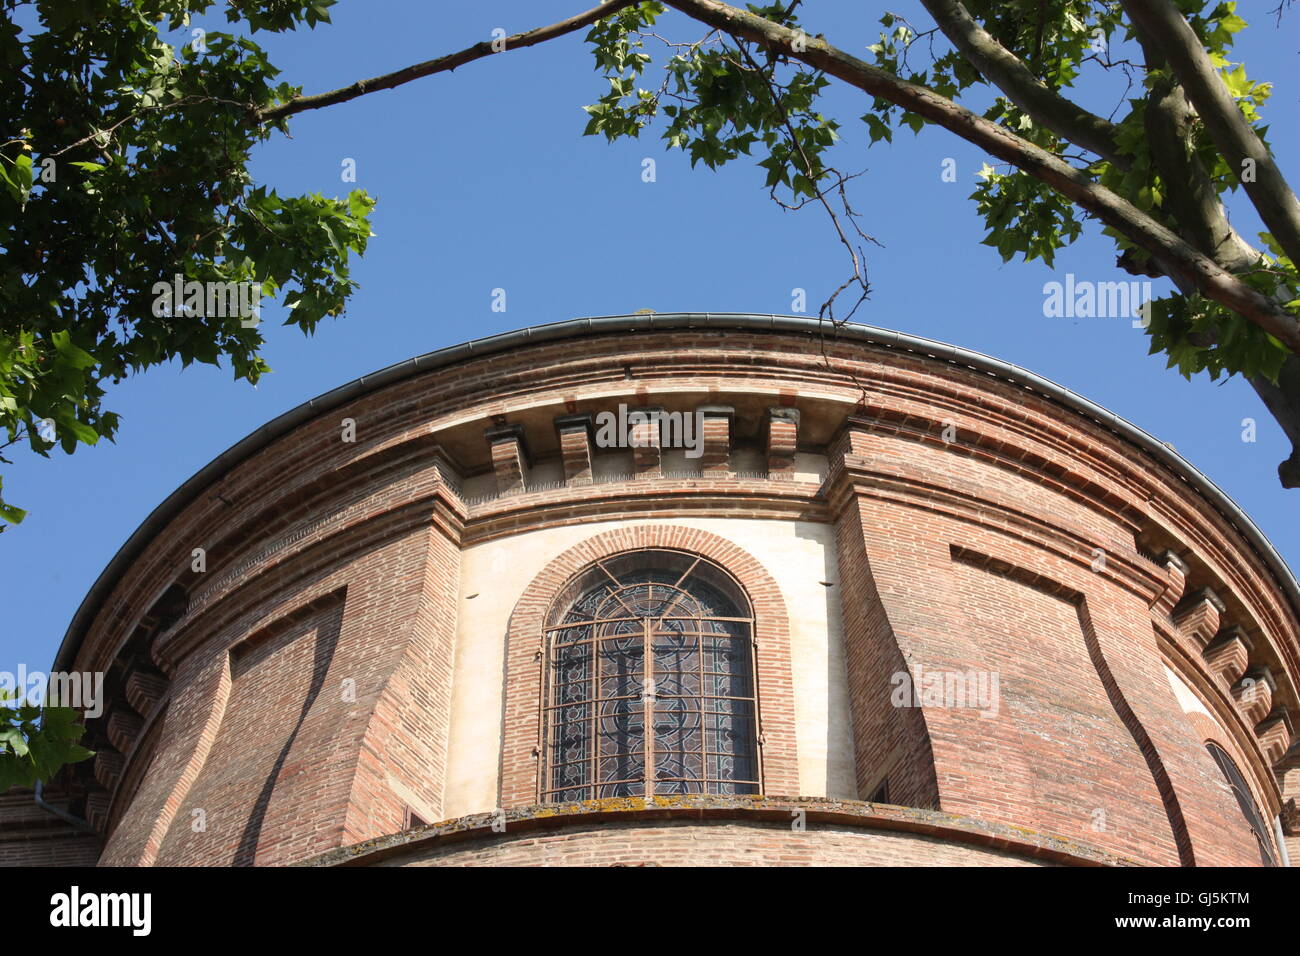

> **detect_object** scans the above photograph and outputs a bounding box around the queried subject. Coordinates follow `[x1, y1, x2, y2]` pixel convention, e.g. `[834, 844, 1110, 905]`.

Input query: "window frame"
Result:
[1204, 740, 1277, 867]
[539, 548, 764, 803]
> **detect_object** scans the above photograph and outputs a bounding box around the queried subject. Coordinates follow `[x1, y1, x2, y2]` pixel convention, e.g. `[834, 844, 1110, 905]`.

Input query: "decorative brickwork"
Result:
[629, 407, 662, 477]
[555, 414, 594, 484]
[765, 407, 799, 477]
[486, 424, 528, 494]
[1173, 589, 1226, 649]
[1205, 628, 1252, 689]
[697, 406, 732, 475]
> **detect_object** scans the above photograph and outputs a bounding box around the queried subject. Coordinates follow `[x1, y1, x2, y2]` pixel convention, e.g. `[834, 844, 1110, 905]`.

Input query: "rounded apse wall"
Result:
[36, 314, 1300, 867]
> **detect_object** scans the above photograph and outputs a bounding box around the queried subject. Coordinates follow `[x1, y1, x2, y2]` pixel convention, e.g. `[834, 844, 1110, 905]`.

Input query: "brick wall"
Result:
[0, 792, 100, 866]
[825, 417, 1280, 866]
[99, 507, 462, 866]
[46, 327, 1296, 867]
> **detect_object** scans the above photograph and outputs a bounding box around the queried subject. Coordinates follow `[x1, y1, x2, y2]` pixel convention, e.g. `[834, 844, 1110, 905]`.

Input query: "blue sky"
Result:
[3, 1, 1297, 671]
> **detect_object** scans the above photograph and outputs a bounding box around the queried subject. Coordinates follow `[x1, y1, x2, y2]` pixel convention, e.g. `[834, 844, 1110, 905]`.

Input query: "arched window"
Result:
[542, 549, 760, 802]
[1205, 742, 1277, 866]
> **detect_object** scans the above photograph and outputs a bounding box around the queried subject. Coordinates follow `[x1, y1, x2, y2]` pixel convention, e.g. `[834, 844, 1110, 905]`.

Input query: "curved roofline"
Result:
[54, 312, 1300, 670]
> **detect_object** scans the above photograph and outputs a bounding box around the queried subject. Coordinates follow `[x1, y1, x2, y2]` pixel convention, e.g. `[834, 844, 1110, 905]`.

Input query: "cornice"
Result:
[297, 795, 1137, 868]
[461, 475, 828, 545]
[55, 315, 1299, 684]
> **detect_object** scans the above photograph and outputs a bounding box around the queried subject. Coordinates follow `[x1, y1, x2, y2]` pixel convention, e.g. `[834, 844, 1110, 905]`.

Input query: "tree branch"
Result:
[1138, 60, 1300, 488]
[1118, 24, 1300, 488]
[1129, 28, 1259, 273]
[1120, 0, 1300, 269]
[658, 0, 1300, 354]
[918, 0, 1130, 169]
[1250, 358, 1300, 487]
[256, 0, 640, 123]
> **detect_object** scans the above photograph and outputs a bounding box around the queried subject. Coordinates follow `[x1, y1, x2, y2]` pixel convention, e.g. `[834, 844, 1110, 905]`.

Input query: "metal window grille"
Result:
[541, 549, 761, 802]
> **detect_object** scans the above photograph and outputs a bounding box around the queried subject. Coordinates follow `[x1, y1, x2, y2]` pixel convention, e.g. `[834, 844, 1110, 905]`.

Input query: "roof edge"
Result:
[53, 312, 1300, 670]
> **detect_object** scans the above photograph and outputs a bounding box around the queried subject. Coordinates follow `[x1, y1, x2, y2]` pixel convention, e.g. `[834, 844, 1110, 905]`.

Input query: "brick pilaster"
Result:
[824, 420, 940, 808]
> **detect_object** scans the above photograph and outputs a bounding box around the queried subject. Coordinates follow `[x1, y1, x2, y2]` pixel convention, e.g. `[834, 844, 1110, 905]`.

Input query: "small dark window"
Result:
[404, 808, 428, 830]
[1205, 742, 1276, 866]
[869, 780, 890, 804]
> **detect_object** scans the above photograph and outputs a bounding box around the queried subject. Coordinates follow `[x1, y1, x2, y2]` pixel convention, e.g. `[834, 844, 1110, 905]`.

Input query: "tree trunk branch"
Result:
[241, 0, 1300, 485]
[1129, 24, 1299, 484]
[1250, 358, 1300, 487]
[918, 0, 1129, 169]
[1120, 0, 1300, 269]
[1130, 27, 1260, 272]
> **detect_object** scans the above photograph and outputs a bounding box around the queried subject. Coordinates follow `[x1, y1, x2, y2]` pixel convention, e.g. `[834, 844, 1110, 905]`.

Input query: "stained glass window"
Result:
[542, 549, 760, 802]
[1205, 742, 1277, 866]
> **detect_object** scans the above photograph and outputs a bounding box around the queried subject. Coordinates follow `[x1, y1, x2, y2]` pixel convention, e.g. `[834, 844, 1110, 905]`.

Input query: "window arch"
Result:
[1205, 741, 1276, 866]
[542, 549, 761, 802]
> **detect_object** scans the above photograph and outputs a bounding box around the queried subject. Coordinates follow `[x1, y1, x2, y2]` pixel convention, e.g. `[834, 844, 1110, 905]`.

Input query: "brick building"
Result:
[7, 313, 1298, 867]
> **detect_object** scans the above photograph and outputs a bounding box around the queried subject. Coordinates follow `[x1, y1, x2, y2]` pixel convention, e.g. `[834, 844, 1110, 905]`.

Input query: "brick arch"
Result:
[499, 525, 799, 808]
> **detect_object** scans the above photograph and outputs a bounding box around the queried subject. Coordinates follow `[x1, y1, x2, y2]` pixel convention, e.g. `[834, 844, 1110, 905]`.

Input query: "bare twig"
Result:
[727, 41, 876, 405]
[730, 42, 875, 324]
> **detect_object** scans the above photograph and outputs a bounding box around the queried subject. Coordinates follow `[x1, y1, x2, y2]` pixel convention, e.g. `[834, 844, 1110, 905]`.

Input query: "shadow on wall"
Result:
[231, 603, 343, 866]
[815, 516, 941, 811]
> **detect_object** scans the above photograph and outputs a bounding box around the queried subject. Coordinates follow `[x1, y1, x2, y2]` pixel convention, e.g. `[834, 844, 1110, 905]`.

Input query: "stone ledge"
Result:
[297, 795, 1137, 868]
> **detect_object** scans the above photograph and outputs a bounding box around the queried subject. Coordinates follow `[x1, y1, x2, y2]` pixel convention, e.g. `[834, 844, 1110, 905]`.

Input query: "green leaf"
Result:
[51, 331, 96, 370]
